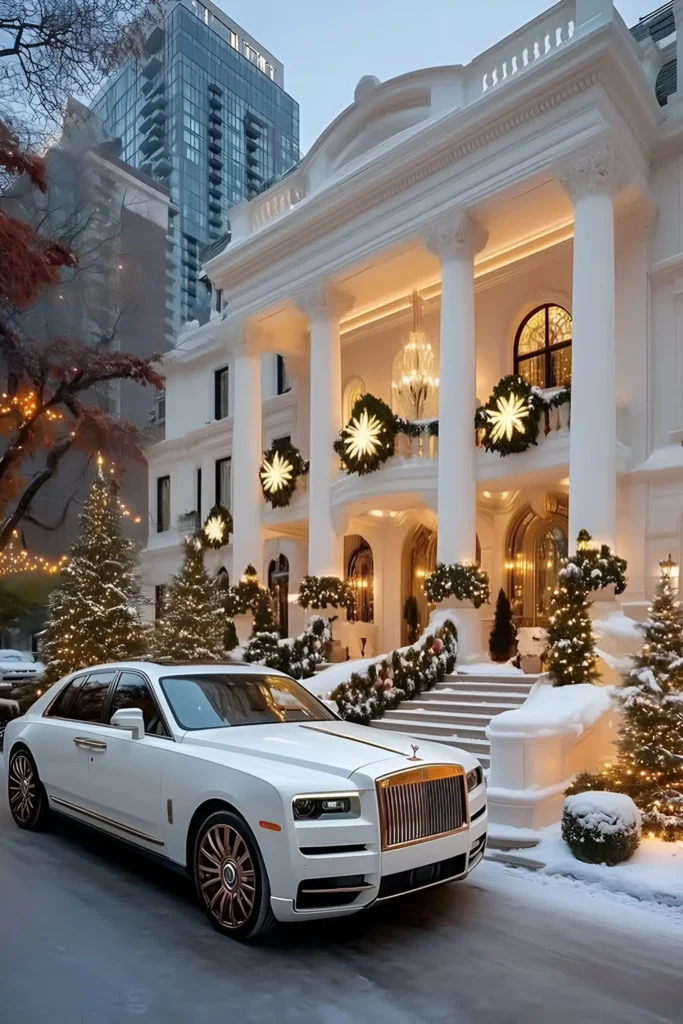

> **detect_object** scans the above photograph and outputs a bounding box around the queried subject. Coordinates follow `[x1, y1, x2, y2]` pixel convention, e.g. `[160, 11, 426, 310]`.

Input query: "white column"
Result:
[559, 141, 618, 549]
[296, 284, 352, 578]
[230, 323, 263, 577]
[427, 210, 488, 565]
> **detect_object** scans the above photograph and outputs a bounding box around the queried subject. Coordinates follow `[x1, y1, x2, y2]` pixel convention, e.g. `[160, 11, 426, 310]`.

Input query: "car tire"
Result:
[193, 810, 276, 942]
[7, 747, 50, 831]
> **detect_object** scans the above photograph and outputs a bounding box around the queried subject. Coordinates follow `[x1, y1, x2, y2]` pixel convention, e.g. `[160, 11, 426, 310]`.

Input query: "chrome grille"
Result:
[377, 766, 466, 851]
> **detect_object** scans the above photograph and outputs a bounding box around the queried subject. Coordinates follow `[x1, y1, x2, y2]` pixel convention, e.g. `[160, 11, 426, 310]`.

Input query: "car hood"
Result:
[180, 720, 472, 779]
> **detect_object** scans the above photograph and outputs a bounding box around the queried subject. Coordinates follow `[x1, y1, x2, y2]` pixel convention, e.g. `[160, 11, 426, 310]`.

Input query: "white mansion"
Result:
[144, 0, 683, 661]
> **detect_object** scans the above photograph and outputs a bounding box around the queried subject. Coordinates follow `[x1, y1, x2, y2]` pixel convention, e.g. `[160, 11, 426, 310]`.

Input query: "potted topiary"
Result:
[561, 792, 641, 866]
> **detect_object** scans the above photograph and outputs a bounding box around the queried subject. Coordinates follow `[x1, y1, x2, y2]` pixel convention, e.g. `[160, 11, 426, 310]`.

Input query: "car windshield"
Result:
[159, 672, 337, 730]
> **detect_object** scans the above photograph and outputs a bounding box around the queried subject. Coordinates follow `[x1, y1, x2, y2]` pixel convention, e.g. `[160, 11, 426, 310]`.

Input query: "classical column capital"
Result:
[222, 317, 270, 356]
[557, 140, 619, 202]
[424, 208, 488, 261]
[294, 280, 354, 320]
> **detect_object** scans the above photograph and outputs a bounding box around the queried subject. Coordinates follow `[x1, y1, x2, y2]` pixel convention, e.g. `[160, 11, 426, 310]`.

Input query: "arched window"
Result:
[343, 376, 365, 423]
[514, 304, 572, 389]
[345, 535, 374, 623]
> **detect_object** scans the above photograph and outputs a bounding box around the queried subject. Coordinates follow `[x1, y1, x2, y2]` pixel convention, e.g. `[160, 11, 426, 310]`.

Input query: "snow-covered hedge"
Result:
[561, 792, 641, 866]
[331, 619, 458, 725]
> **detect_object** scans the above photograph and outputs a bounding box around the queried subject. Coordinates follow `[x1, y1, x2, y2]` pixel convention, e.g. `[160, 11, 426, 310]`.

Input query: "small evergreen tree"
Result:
[545, 562, 599, 686]
[489, 588, 517, 662]
[152, 538, 224, 661]
[569, 570, 683, 840]
[41, 475, 147, 685]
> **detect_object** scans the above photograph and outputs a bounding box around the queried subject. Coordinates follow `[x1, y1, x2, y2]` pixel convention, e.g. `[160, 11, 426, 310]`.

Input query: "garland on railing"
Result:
[259, 439, 309, 508]
[244, 615, 331, 679]
[475, 374, 571, 457]
[394, 416, 439, 438]
[298, 574, 355, 612]
[201, 504, 233, 549]
[424, 562, 490, 608]
[331, 619, 458, 725]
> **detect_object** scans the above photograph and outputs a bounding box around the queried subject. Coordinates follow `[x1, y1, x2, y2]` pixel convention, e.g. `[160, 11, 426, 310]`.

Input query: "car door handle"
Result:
[73, 737, 107, 751]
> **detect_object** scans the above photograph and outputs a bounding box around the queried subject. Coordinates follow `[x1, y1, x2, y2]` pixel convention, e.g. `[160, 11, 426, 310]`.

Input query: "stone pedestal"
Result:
[436, 598, 484, 663]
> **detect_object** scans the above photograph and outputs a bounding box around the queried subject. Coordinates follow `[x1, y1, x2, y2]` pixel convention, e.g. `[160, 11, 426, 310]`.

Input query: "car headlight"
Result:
[466, 767, 483, 792]
[292, 793, 361, 820]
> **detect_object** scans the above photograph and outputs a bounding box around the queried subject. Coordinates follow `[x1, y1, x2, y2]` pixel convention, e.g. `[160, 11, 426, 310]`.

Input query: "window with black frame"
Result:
[157, 476, 170, 533]
[215, 366, 229, 419]
[514, 304, 572, 389]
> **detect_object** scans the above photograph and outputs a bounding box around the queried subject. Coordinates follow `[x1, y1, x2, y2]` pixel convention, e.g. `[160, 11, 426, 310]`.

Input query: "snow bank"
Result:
[458, 661, 524, 676]
[487, 678, 612, 739]
[529, 830, 683, 907]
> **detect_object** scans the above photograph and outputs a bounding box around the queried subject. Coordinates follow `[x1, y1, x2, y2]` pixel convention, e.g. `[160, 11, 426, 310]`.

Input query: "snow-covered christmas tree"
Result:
[41, 473, 147, 685]
[568, 569, 683, 841]
[151, 537, 224, 661]
[545, 562, 598, 686]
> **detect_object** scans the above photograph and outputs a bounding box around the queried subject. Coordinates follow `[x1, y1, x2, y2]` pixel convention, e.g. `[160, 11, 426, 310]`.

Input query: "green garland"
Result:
[244, 615, 331, 679]
[223, 565, 275, 634]
[568, 530, 628, 595]
[201, 504, 233, 549]
[424, 562, 490, 608]
[333, 393, 397, 475]
[475, 375, 571, 457]
[259, 439, 309, 509]
[298, 574, 355, 613]
[331, 620, 458, 725]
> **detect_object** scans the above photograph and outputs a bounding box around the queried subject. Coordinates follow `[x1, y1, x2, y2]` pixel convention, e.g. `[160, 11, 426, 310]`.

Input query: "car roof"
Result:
[62, 661, 289, 678]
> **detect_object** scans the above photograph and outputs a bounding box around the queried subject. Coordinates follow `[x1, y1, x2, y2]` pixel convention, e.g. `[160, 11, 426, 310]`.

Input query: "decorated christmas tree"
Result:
[545, 562, 599, 686]
[41, 474, 147, 685]
[151, 537, 224, 661]
[568, 570, 683, 840]
[489, 588, 517, 662]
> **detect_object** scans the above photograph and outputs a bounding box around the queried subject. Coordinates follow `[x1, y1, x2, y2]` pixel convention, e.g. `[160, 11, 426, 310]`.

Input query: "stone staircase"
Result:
[371, 672, 538, 770]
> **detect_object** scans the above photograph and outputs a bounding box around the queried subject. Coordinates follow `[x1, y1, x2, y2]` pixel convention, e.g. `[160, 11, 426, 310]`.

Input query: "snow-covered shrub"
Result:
[561, 792, 641, 866]
[243, 616, 331, 679]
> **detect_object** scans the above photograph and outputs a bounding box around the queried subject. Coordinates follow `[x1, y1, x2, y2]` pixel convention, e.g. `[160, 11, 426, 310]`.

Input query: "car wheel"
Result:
[193, 810, 276, 942]
[7, 747, 50, 830]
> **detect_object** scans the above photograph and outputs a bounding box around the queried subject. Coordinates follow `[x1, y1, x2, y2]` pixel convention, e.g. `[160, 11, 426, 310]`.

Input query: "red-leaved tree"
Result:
[0, 121, 163, 550]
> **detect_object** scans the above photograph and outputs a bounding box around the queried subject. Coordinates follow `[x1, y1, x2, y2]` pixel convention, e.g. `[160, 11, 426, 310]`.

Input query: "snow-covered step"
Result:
[433, 687, 530, 703]
[447, 672, 538, 686]
[377, 714, 489, 741]
[437, 680, 535, 696]
[417, 694, 524, 714]
[391, 703, 495, 726]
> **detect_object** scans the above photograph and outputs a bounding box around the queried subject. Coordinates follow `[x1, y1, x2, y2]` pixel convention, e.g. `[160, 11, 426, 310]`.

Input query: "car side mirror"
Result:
[110, 707, 145, 739]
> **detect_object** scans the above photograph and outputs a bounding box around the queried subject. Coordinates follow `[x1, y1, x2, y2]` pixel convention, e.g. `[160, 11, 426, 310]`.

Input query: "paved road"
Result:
[1, 799, 682, 1024]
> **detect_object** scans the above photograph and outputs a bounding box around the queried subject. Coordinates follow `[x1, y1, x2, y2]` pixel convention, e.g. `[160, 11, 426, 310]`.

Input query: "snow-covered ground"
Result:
[488, 826, 683, 909]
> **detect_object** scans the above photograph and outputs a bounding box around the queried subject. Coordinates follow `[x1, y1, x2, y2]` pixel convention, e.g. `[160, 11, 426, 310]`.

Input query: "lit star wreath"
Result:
[201, 504, 233, 549]
[475, 375, 546, 457]
[333, 393, 397, 475]
[259, 440, 309, 508]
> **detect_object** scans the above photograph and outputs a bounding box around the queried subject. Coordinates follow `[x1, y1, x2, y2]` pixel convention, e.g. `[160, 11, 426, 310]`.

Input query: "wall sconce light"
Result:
[659, 553, 679, 580]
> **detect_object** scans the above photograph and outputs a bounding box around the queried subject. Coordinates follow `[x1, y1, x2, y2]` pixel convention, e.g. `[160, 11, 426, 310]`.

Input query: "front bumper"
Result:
[269, 799, 488, 924]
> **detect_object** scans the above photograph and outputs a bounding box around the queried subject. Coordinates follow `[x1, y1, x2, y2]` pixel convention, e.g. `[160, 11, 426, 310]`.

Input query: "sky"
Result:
[217, 0, 663, 153]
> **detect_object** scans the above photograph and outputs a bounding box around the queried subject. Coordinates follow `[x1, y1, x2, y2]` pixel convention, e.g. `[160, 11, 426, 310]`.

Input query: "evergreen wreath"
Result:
[475, 375, 571, 457]
[424, 562, 490, 609]
[331, 619, 458, 726]
[333, 393, 397, 475]
[569, 530, 628, 595]
[298, 574, 355, 613]
[259, 439, 309, 509]
[201, 504, 233, 549]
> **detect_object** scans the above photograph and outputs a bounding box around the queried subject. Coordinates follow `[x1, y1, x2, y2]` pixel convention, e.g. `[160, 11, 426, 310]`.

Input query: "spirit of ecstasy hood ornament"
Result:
[408, 743, 421, 761]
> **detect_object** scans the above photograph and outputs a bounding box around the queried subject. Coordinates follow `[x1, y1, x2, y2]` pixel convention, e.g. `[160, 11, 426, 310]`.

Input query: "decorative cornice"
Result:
[556, 138, 618, 201]
[424, 208, 488, 260]
[293, 281, 354, 320]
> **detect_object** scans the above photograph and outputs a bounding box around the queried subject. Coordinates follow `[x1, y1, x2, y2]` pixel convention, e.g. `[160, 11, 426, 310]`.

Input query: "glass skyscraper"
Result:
[93, 0, 300, 328]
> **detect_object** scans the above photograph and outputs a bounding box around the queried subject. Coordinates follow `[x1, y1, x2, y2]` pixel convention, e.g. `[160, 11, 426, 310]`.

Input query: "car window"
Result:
[110, 672, 169, 737]
[160, 673, 336, 731]
[68, 671, 118, 724]
[44, 677, 85, 718]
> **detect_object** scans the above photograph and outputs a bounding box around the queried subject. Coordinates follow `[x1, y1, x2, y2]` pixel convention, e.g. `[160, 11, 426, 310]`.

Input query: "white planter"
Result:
[233, 612, 253, 645]
[436, 598, 484, 662]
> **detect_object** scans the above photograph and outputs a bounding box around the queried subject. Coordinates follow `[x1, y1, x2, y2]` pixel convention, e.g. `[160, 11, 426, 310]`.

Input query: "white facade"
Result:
[144, 0, 683, 658]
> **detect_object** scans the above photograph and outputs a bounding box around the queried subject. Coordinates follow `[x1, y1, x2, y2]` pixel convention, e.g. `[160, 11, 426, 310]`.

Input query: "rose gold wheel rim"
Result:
[198, 824, 256, 929]
[8, 753, 37, 824]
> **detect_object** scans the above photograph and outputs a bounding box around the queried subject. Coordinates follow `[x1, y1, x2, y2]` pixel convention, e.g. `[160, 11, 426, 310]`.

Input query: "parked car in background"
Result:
[3, 661, 487, 941]
[0, 651, 44, 691]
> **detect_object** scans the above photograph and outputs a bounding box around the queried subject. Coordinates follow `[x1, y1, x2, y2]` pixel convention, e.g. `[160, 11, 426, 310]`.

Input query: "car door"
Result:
[86, 670, 170, 851]
[34, 670, 118, 811]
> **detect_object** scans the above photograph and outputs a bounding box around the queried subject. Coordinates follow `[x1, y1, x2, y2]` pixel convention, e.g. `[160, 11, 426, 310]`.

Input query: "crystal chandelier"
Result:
[392, 291, 439, 420]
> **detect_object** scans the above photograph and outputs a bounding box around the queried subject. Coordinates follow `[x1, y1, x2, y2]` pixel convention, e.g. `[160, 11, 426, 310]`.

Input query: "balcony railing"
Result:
[393, 426, 439, 461]
[475, 387, 571, 449]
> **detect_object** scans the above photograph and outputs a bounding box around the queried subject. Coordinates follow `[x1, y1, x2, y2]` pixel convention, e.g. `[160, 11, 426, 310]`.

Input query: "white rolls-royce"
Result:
[3, 662, 487, 941]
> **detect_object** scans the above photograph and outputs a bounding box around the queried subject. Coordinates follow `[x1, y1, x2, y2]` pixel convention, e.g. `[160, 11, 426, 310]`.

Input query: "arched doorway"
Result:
[268, 555, 289, 637]
[401, 525, 482, 643]
[345, 535, 374, 623]
[506, 498, 568, 626]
